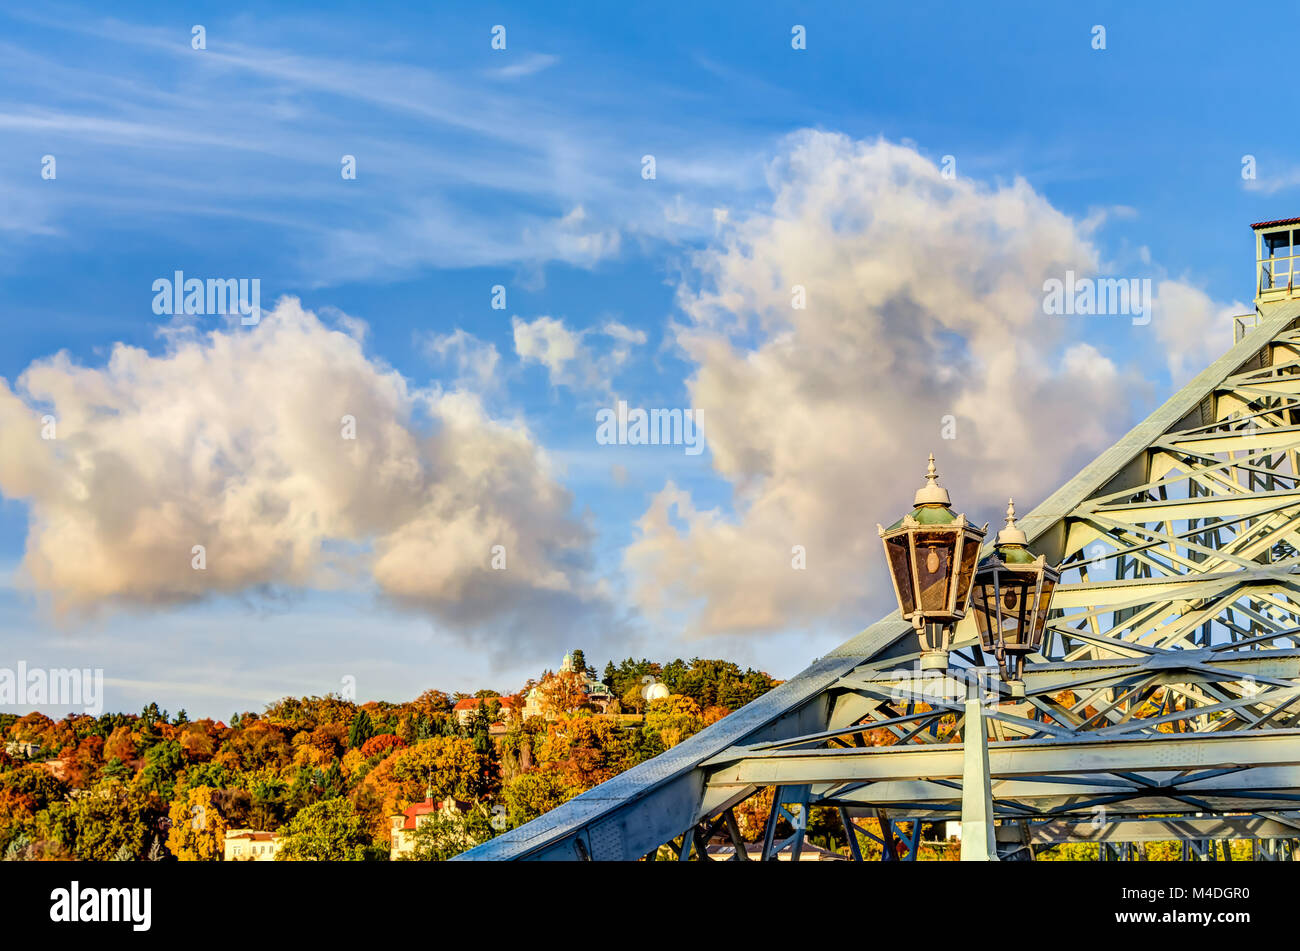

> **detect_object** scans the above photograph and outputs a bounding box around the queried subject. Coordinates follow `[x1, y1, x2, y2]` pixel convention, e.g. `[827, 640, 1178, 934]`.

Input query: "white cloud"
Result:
[421, 328, 502, 392]
[1150, 280, 1248, 384]
[512, 315, 646, 390]
[488, 53, 560, 81]
[512, 316, 581, 379]
[624, 131, 1148, 637]
[0, 300, 599, 651]
[1243, 166, 1300, 195]
[601, 320, 648, 345]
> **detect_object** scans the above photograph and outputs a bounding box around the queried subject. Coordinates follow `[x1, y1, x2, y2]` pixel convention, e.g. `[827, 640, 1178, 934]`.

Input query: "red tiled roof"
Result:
[394, 796, 471, 829]
[1251, 217, 1300, 230]
[452, 696, 515, 711]
[396, 798, 440, 829]
[227, 830, 276, 842]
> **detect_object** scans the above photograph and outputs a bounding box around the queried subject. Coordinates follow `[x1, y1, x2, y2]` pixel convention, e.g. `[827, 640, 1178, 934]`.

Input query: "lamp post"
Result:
[878, 455, 987, 671]
[969, 500, 1060, 698]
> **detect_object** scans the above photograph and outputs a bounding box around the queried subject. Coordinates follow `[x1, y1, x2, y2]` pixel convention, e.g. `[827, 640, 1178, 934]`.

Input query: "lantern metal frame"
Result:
[970, 500, 1060, 696]
[878, 455, 987, 671]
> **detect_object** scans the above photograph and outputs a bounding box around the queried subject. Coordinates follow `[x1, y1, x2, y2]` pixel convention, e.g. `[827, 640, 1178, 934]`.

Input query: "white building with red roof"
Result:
[224, 829, 281, 861]
[389, 792, 469, 859]
[452, 695, 517, 726]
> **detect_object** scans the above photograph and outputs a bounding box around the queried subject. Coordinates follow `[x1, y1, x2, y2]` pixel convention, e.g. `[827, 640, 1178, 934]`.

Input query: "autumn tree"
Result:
[371, 736, 495, 804]
[66, 777, 154, 861]
[166, 785, 227, 861]
[0, 766, 66, 855]
[412, 689, 452, 716]
[702, 705, 730, 727]
[535, 716, 625, 790]
[102, 725, 137, 768]
[262, 695, 356, 732]
[177, 721, 217, 762]
[501, 767, 577, 829]
[644, 695, 704, 749]
[536, 670, 587, 717]
[358, 733, 405, 760]
[217, 720, 290, 772]
[621, 684, 648, 715]
[276, 798, 375, 861]
[10, 711, 54, 746]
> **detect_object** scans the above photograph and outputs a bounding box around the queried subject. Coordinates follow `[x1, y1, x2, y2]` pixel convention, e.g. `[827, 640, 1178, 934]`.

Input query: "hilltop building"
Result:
[523, 652, 615, 719]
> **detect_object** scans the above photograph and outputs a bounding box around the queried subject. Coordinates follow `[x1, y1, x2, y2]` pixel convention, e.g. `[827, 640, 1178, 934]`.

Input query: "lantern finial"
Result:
[913, 452, 952, 507]
[997, 498, 1028, 545]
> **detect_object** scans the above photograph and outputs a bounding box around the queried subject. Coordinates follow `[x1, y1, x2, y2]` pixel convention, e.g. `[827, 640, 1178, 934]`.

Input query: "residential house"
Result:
[224, 829, 281, 861]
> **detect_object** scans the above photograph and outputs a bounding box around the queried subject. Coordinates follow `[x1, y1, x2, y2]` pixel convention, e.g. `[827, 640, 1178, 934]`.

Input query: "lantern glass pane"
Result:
[915, 532, 956, 613]
[1028, 578, 1055, 650]
[885, 535, 916, 616]
[970, 577, 997, 649]
[954, 533, 981, 613]
[998, 574, 1032, 649]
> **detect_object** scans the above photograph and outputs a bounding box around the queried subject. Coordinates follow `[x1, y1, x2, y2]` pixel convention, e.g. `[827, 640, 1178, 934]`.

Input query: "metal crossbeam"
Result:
[1021, 813, 1300, 845]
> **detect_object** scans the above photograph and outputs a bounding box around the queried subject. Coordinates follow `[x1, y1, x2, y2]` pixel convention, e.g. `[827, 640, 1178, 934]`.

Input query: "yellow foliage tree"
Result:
[535, 716, 623, 789]
[645, 694, 704, 748]
[166, 785, 227, 861]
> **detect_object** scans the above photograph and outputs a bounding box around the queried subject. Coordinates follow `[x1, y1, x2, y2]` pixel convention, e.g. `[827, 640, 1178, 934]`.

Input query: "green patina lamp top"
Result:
[887, 502, 957, 530]
[979, 500, 1039, 566]
[886, 453, 961, 529]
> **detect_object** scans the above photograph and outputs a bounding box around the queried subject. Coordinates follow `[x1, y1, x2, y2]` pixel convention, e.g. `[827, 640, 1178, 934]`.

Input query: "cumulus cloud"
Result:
[0, 300, 600, 656]
[624, 131, 1150, 637]
[1150, 280, 1248, 384]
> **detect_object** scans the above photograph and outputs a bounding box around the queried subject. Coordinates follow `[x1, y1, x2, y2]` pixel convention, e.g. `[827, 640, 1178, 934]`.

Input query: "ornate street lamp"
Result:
[878, 455, 987, 671]
[969, 500, 1060, 697]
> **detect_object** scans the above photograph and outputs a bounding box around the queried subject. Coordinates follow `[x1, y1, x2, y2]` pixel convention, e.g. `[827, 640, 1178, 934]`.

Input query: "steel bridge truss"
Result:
[460, 299, 1300, 861]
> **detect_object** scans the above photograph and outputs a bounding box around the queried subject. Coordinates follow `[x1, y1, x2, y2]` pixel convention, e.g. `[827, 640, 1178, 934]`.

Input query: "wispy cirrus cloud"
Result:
[0, 9, 767, 285]
[488, 52, 560, 80]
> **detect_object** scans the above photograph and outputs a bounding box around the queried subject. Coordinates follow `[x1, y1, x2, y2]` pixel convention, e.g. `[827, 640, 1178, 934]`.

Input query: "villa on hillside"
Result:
[452, 695, 519, 726]
[389, 793, 470, 859]
[224, 829, 281, 861]
[522, 652, 616, 719]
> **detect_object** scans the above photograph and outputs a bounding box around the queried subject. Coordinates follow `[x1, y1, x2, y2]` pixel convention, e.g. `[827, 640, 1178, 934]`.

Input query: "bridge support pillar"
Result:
[960, 674, 998, 861]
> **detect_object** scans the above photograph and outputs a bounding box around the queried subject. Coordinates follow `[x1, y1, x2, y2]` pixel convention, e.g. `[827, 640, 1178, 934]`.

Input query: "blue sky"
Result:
[0, 1, 1293, 719]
